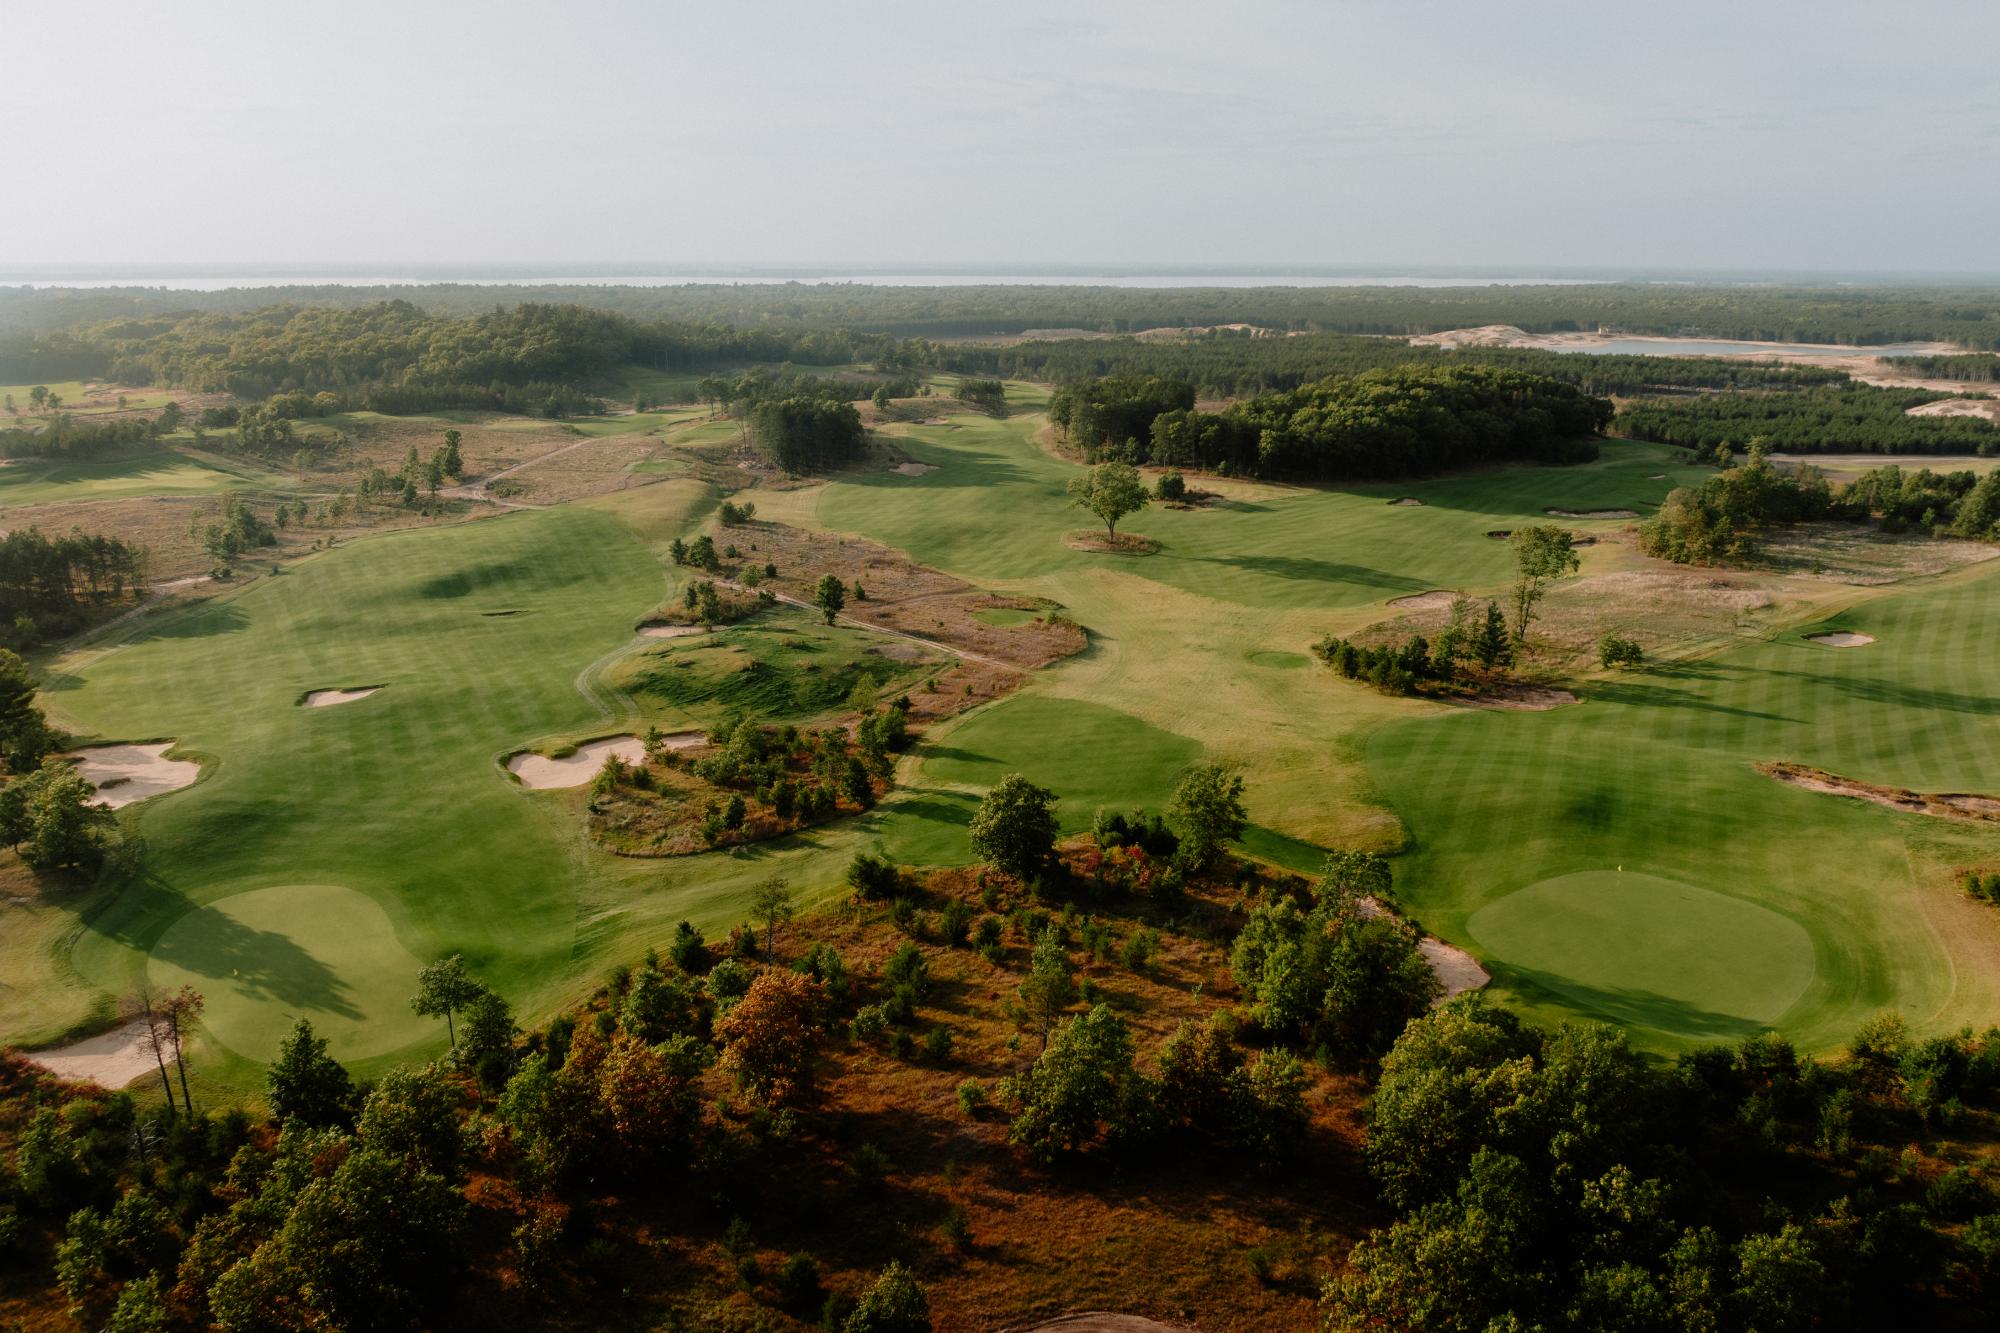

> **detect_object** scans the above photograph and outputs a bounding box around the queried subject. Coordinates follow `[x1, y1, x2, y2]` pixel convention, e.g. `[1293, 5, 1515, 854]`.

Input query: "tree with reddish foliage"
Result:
[715, 971, 825, 1108]
[597, 1031, 706, 1170]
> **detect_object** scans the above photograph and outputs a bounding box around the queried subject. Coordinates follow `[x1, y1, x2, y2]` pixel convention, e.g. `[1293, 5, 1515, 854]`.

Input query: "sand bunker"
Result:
[25, 1018, 159, 1090]
[69, 743, 200, 808]
[638, 622, 707, 639]
[1464, 684, 1579, 712]
[1388, 497, 1425, 506]
[1647, 473, 1667, 480]
[1759, 762, 2000, 823]
[1387, 589, 1460, 611]
[1420, 937, 1492, 998]
[1545, 507, 1639, 519]
[507, 733, 702, 788]
[889, 461, 937, 476]
[1808, 631, 1875, 647]
[301, 687, 381, 708]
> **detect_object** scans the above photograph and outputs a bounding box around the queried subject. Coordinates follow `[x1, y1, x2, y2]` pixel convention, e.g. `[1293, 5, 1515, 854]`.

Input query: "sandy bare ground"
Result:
[1387, 496, 1424, 506]
[1409, 326, 1959, 360]
[1386, 589, 1459, 611]
[69, 742, 200, 808]
[1906, 396, 2000, 423]
[1808, 631, 1875, 647]
[1004, 1317, 1195, 1333]
[302, 686, 381, 707]
[1760, 762, 2000, 824]
[23, 1017, 161, 1089]
[1546, 507, 1638, 519]
[638, 622, 708, 639]
[508, 734, 703, 788]
[1420, 937, 1492, 997]
[1461, 683, 1578, 711]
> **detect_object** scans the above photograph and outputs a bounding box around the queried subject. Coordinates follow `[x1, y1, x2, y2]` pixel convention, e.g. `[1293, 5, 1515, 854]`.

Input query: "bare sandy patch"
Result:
[638, 622, 708, 639]
[1386, 589, 1459, 611]
[1759, 762, 2000, 824]
[1647, 473, 1667, 480]
[1420, 937, 1492, 998]
[1546, 507, 1638, 520]
[1808, 631, 1875, 647]
[508, 736, 650, 789]
[69, 742, 200, 808]
[889, 461, 937, 476]
[1063, 530, 1160, 555]
[301, 686, 381, 708]
[1905, 396, 2000, 422]
[24, 1018, 160, 1089]
[1388, 496, 1424, 506]
[1462, 683, 1578, 711]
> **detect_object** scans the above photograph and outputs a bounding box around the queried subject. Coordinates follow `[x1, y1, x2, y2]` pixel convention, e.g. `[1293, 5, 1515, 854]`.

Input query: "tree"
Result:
[15, 760, 114, 869]
[1155, 470, 1187, 501]
[357, 1065, 466, 1178]
[440, 428, 463, 477]
[411, 954, 485, 1048]
[750, 876, 796, 959]
[158, 985, 204, 1115]
[1004, 1004, 1143, 1160]
[1473, 599, 1513, 670]
[267, 1018, 354, 1127]
[715, 970, 825, 1107]
[844, 1260, 932, 1333]
[0, 647, 53, 772]
[1067, 459, 1150, 540]
[1507, 525, 1580, 643]
[969, 773, 1058, 881]
[1169, 763, 1246, 871]
[459, 988, 517, 1083]
[126, 984, 181, 1115]
[814, 573, 846, 625]
[1017, 925, 1077, 1043]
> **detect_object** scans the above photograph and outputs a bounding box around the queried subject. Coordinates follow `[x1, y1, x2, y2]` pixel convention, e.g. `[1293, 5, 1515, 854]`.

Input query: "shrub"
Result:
[1598, 633, 1644, 668]
[956, 1080, 988, 1117]
[923, 1026, 954, 1063]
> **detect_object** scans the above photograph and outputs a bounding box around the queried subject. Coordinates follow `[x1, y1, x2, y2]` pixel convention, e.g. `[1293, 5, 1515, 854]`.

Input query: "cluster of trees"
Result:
[1325, 999, 2000, 1331]
[1134, 366, 1609, 481]
[1047, 376, 1196, 452]
[950, 379, 1007, 412]
[1618, 385, 2000, 457]
[0, 403, 183, 461]
[967, 762, 1247, 891]
[1841, 464, 2000, 538]
[1961, 868, 2000, 905]
[748, 396, 866, 474]
[0, 528, 147, 647]
[1885, 353, 2000, 381]
[699, 367, 921, 418]
[1314, 602, 1512, 693]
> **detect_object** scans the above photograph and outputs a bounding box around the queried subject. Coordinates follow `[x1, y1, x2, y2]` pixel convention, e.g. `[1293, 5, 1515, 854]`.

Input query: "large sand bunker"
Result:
[1808, 631, 1875, 647]
[1546, 507, 1638, 519]
[507, 733, 702, 788]
[1387, 589, 1459, 611]
[1759, 762, 2000, 823]
[301, 686, 381, 708]
[1420, 937, 1492, 998]
[25, 1018, 159, 1090]
[69, 743, 200, 808]
[638, 622, 707, 639]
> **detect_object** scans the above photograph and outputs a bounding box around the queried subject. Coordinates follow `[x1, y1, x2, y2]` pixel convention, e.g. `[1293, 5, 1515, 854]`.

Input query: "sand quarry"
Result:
[506, 733, 702, 788]
[1809, 631, 1876, 647]
[69, 742, 201, 808]
[301, 686, 381, 707]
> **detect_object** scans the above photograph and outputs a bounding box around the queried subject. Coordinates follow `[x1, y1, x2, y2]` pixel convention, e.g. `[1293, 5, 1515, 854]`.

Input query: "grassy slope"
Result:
[0, 449, 292, 508]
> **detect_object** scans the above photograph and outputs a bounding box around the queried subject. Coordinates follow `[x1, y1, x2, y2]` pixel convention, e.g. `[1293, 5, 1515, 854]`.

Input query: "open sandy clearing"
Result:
[1386, 588, 1459, 611]
[507, 733, 701, 788]
[69, 742, 200, 807]
[1546, 507, 1638, 519]
[1906, 396, 2000, 422]
[301, 686, 382, 707]
[1461, 684, 1578, 712]
[1809, 631, 1875, 647]
[1759, 762, 2000, 823]
[24, 1018, 159, 1089]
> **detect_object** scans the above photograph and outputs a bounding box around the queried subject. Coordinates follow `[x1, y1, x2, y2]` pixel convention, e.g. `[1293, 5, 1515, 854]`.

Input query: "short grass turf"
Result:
[0, 449, 289, 508]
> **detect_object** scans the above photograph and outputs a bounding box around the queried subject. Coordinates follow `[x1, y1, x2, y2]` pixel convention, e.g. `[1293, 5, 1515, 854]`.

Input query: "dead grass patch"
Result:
[1064, 531, 1160, 556]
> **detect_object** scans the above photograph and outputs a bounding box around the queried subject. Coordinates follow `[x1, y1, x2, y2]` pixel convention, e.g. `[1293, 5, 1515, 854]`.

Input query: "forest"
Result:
[1616, 386, 2000, 456]
[1061, 366, 1612, 480]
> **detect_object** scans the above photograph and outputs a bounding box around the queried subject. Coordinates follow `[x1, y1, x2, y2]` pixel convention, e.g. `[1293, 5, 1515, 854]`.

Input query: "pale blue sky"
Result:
[6, 0, 1997, 272]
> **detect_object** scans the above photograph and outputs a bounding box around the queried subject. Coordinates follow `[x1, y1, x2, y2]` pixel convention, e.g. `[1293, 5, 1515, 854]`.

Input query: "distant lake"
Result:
[1559, 338, 1944, 358]
[0, 271, 1601, 292]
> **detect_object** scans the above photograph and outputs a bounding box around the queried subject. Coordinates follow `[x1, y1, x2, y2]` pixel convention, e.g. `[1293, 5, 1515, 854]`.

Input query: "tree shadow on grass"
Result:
[1498, 964, 1766, 1042]
[1585, 678, 1802, 725]
[148, 900, 362, 1020]
[1197, 553, 1429, 593]
[129, 602, 250, 642]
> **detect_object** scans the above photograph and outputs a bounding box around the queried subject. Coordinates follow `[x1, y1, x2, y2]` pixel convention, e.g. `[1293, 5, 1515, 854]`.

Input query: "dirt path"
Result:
[439, 436, 603, 507]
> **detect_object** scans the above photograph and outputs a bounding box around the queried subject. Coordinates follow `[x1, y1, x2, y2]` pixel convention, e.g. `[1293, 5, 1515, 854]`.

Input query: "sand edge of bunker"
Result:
[1807, 631, 1876, 648]
[1759, 761, 2000, 823]
[67, 741, 203, 808]
[1546, 507, 1639, 520]
[299, 685, 384, 708]
[505, 732, 703, 789]
[1386, 588, 1459, 611]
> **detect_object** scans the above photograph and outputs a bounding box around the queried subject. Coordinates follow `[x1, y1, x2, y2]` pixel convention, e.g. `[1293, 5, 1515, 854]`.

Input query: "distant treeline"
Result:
[10, 280, 2000, 344]
[1883, 353, 2000, 381]
[1057, 366, 1611, 480]
[0, 404, 183, 460]
[1617, 387, 2000, 456]
[942, 332, 1850, 400]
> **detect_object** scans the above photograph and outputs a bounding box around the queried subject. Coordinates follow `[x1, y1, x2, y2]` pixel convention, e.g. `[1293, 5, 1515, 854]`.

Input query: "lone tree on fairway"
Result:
[1068, 460, 1150, 541]
[1508, 524, 1580, 644]
[749, 876, 796, 959]
[411, 955, 484, 1049]
[813, 573, 846, 625]
[1170, 763, 1247, 871]
[970, 773, 1059, 881]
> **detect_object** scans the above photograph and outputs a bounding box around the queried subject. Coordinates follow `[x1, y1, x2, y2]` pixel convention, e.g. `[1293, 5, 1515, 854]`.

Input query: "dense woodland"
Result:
[10, 281, 2000, 345]
[0, 529, 147, 647]
[1615, 387, 2000, 456]
[1057, 366, 1611, 480]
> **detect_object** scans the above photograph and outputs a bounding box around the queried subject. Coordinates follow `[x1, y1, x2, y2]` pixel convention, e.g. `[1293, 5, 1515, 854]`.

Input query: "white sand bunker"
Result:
[890, 461, 937, 476]
[1546, 507, 1639, 519]
[69, 743, 200, 808]
[1809, 631, 1875, 647]
[301, 686, 381, 708]
[507, 733, 703, 788]
[1388, 496, 1425, 506]
[25, 1018, 159, 1089]
[638, 622, 707, 639]
[1387, 589, 1459, 611]
[1420, 937, 1491, 998]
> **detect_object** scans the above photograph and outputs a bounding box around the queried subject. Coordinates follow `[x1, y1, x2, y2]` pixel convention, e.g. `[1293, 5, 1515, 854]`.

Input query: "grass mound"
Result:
[612, 612, 937, 725]
[1467, 871, 1816, 1040]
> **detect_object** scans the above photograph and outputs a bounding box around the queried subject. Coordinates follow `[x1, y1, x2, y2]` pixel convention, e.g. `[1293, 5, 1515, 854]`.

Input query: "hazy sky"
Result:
[7, 0, 1998, 273]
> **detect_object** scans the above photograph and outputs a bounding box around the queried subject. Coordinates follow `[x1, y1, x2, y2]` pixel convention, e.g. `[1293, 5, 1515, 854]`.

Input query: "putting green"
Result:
[148, 884, 432, 1063]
